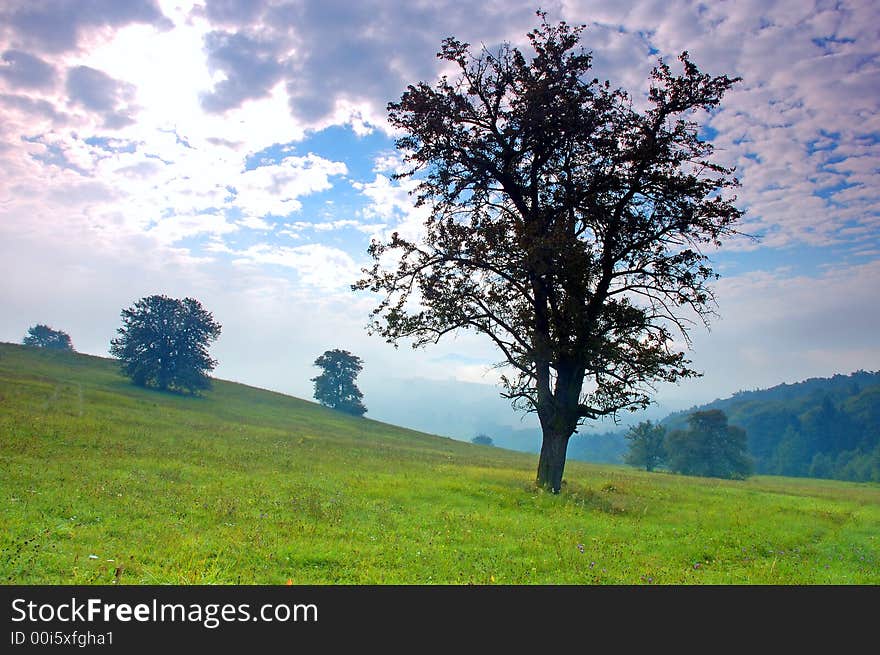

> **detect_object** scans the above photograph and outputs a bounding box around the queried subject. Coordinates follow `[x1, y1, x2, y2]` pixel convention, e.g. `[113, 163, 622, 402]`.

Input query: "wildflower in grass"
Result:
[576, 543, 585, 553]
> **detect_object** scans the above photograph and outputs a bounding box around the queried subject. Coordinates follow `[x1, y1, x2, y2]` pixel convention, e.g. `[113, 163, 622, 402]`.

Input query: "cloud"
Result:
[147, 211, 240, 245]
[237, 215, 273, 230]
[198, 0, 268, 26]
[233, 153, 348, 218]
[0, 49, 56, 89]
[550, 1, 880, 254]
[279, 219, 385, 239]
[190, 0, 541, 130]
[206, 136, 244, 149]
[114, 159, 162, 178]
[667, 259, 880, 405]
[233, 242, 360, 291]
[22, 133, 92, 175]
[65, 65, 138, 128]
[0, 0, 171, 54]
[0, 93, 69, 124]
[200, 29, 287, 113]
[353, 173, 430, 244]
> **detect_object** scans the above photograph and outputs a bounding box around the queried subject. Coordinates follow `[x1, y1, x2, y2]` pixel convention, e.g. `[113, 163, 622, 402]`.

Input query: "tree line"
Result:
[661, 372, 880, 482]
[624, 410, 752, 479]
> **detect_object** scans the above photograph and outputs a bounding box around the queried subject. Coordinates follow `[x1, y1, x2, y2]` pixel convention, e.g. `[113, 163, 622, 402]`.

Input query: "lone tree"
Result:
[624, 420, 667, 472]
[665, 409, 752, 479]
[23, 324, 74, 351]
[471, 433, 495, 446]
[312, 349, 367, 416]
[354, 14, 743, 492]
[109, 295, 221, 394]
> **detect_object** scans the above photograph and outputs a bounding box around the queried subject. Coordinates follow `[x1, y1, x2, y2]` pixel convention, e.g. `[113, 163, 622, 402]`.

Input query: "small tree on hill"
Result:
[471, 433, 495, 446]
[23, 324, 74, 351]
[624, 420, 666, 472]
[665, 409, 752, 479]
[312, 349, 367, 416]
[109, 295, 221, 394]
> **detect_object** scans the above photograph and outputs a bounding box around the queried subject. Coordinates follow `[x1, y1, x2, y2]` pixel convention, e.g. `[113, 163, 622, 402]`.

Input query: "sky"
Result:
[1, 0, 878, 440]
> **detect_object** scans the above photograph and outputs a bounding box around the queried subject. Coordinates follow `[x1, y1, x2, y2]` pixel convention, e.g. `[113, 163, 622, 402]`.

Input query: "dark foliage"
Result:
[109, 295, 221, 394]
[664, 370, 880, 482]
[665, 409, 752, 479]
[354, 13, 742, 492]
[567, 429, 629, 463]
[471, 433, 495, 446]
[624, 420, 667, 471]
[312, 349, 367, 416]
[23, 324, 74, 351]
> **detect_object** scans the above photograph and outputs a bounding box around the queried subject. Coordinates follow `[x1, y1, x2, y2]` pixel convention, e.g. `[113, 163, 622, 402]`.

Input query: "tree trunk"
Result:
[536, 428, 572, 493]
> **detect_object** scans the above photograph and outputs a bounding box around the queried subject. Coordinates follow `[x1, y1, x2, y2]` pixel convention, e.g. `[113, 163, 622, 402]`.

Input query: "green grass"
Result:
[1, 342, 877, 584]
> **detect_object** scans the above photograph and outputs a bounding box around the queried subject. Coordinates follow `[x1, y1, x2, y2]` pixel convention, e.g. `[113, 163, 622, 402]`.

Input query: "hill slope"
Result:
[1, 343, 877, 584]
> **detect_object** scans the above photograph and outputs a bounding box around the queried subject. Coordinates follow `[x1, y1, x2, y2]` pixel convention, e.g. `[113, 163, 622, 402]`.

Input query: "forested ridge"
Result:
[660, 370, 880, 481]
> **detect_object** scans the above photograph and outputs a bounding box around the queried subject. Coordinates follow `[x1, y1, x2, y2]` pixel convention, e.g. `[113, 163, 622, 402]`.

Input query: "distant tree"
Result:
[353, 14, 743, 493]
[471, 433, 495, 446]
[23, 324, 74, 351]
[312, 349, 367, 416]
[109, 295, 221, 394]
[624, 420, 666, 472]
[665, 409, 752, 479]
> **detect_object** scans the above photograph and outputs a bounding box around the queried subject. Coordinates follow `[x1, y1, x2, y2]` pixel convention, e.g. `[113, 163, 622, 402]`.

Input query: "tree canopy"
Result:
[624, 420, 667, 472]
[22, 324, 74, 351]
[665, 409, 752, 479]
[312, 349, 367, 416]
[109, 295, 221, 394]
[354, 13, 742, 492]
[471, 433, 495, 446]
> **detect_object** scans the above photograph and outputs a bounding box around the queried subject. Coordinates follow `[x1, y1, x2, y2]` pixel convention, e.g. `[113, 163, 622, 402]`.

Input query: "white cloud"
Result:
[237, 215, 273, 230]
[281, 219, 381, 236]
[372, 151, 406, 174]
[665, 259, 880, 405]
[232, 243, 360, 292]
[147, 211, 239, 244]
[353, 174, 414, 218]
[233, 153, 347, 217]
[352, 173, 430, 245]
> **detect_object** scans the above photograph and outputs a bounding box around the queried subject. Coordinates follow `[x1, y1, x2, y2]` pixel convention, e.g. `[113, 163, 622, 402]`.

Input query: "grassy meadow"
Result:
[1, 342, 877, 585]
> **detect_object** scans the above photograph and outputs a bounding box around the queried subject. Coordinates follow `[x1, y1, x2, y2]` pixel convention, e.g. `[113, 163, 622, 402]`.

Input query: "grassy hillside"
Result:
[1, 342, 877, 584]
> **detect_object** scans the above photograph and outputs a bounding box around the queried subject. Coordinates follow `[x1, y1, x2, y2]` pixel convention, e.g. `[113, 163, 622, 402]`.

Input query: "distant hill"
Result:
[529, 370, 880, 483]
[661, 370, 880, 482]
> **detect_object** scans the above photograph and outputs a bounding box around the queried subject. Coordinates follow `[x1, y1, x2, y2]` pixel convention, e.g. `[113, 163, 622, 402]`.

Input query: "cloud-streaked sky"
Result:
[2, 0, 878, 436]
